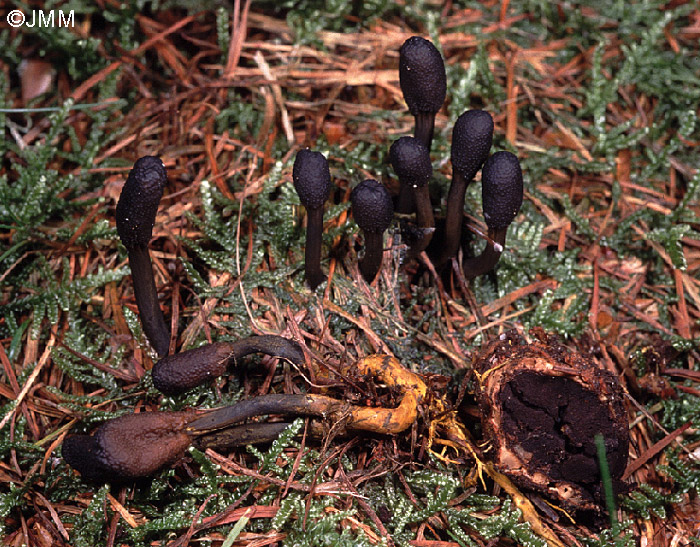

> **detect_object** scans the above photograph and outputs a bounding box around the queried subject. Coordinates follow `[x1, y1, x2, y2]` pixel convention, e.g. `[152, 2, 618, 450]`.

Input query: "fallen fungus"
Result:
[472, 329, 629, 513]
[389, 136, 434, 254]
[438, 110, 494, 266]
[292, 149, 332, 290]
[350, 179, 394, 283]
[462, 150, 523, 279]
[151, 335, 305, 394]
[115, 155, 170, 356]
[64, 355, 427, 481]
[62, 410, 197, 481]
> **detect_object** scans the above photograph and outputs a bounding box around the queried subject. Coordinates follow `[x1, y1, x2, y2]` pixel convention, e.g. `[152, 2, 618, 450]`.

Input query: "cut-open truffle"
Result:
[438, 110, 494, 266]
[462, 150, 523, 279]
[350, 179, 394, 283]
[152, 334, 305, 394]
[116, 156, 170, 356]
[472, 329, 629, 513]
[390, 136, 434, 253]
[293, 149, 332, 290]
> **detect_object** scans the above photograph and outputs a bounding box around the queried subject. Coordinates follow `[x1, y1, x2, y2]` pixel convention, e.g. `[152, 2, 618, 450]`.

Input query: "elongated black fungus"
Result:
[293, 149, 332, 290]
[389, 136, 434, 254]
[397, 36, 446, 214]
[152, 334, 305, 394]
[399, 36, 447, 150]
[462, 151, 523, 279]
[438, 110, 494, 266]
[351, 179, 394, 283]
[116, 156, 170, 356]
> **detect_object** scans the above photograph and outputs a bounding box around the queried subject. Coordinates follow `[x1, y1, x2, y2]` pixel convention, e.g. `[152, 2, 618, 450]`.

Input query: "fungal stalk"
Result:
[350, 179, 394, 283]
[116, 156, 170, 356]
[292, 149, 332, 290]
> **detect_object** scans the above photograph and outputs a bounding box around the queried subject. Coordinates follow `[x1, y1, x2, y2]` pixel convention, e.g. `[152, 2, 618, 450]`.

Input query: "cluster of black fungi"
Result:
[295, 35, 523, 288]
[62, 36, 524, 482]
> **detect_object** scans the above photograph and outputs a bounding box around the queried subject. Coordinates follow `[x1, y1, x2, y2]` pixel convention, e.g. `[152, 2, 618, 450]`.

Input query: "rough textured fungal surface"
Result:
[62, 411, 195, 481]
[390, 136, 432, 187]
[451, 110, 494, 182]
[481, 151, 523, 230]
[152, 342, 233, 394]
[351, 179, 394, 233]
[116, 156, 167, 249]
[472, 328, 629, 512]
[399, 36, 447, 115]
[292, 149, 332, 209]
[152, 335, 305, 394]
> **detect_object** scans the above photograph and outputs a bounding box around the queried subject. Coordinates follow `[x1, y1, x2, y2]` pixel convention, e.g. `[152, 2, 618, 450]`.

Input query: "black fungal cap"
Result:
[389, 136, 432, 187]
[351, 179, 394, 233]
[451, 110, 494, 182]
[481, 151, 524, 230]
[399, 36, 447, 116]
[292, 149, 331, 209]
[116, 156, 167, 249]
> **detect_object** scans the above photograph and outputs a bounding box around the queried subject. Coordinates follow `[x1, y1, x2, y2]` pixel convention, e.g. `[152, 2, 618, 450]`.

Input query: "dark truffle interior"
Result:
[499, 372, 628, 499]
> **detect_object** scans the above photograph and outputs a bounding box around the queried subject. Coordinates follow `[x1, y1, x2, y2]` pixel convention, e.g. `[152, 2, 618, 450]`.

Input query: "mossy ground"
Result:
[1, 1, 699, 545]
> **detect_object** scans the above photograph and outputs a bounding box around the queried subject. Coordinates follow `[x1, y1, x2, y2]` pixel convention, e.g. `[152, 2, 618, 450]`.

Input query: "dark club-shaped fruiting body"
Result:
[62, 410, 302, 481]
[397, 36, 446, 214]
[439, 110, 494, 266]
[462, 151, 523, 279]
[62, 411, 195, 481]
[399, 36, 447, 149]
[389, 136, 434, 253]
[151, 334, 305, 394]
[116, 156, 170, 356]
[351, 179, 394, 282]
[292, 149, 332, 290]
